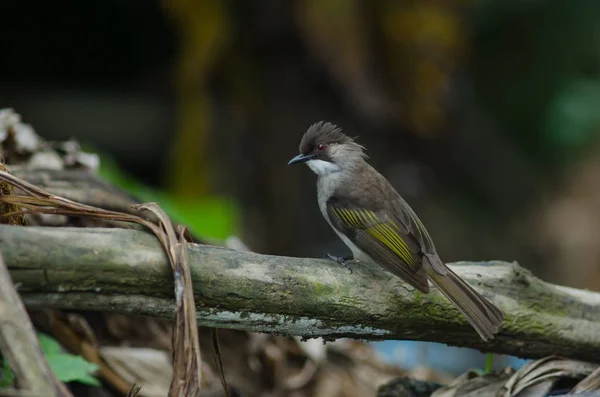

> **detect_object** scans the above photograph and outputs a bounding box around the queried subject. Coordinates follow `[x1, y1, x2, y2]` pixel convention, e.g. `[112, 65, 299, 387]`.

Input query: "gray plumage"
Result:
[289, 121, 503, 341]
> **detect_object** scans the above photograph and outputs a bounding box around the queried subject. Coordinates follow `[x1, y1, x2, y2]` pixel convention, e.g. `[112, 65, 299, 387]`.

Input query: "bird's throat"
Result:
[306, 159, 342, 176]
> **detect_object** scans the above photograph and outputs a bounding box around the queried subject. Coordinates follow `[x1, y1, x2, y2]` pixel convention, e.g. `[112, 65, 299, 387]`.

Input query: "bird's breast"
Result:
[315, 172, 345, 213]
[316, 173, 373, 263]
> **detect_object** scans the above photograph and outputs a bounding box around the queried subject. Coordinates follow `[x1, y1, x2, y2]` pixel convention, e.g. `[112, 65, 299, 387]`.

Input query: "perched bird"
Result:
[288, 121, 503, 341]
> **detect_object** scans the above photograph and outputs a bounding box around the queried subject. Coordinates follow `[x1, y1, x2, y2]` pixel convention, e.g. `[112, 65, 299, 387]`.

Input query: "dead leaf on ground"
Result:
[429, 356, 600, 397]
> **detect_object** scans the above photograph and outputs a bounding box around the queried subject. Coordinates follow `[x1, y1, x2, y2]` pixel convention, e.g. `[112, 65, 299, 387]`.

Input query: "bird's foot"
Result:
[326, 254, 354, 274]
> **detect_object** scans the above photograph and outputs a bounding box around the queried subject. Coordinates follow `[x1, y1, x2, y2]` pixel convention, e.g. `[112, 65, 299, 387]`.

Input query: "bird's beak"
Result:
[288, 153, 314, 165]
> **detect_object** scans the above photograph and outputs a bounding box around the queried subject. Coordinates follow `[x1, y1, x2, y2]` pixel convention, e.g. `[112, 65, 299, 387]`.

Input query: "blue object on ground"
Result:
[372, 340, 529, 376]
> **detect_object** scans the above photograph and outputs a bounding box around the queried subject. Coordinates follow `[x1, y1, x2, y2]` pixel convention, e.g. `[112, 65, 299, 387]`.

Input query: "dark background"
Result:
[3, 0, 600, 291]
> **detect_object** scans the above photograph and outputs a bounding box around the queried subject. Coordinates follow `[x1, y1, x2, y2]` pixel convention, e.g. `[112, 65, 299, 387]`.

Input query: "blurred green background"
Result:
[3, 0, 600, 292]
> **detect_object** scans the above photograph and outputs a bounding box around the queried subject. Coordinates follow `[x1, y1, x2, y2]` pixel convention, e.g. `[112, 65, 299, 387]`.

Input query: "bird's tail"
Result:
[423, 257, 503, 341]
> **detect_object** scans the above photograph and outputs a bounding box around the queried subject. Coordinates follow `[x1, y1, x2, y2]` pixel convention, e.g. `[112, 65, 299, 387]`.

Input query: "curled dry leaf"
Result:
[430, 356, 600, 397]
[572, 365, 600, 393]
[132, 204, 203, 397]
[0, 170, 206, 396]
[501, 355, 597, 397]
[431, 369, 513, 397]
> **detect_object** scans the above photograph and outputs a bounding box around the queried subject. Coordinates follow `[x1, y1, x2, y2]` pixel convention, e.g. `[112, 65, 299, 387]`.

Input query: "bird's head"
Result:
[287, 121, 367, 176]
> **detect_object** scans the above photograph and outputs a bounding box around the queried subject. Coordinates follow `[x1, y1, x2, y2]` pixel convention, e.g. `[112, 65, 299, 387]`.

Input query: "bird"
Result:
[287, 121, 503, 341]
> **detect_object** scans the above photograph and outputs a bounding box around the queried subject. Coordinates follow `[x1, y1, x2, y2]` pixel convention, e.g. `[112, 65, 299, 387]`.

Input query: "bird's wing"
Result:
[392, 196, 447, 276]
[326, 197, 430, 292]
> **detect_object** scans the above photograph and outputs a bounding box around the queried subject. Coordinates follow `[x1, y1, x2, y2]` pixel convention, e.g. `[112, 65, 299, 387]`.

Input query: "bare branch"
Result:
[2, 225, 600, 362]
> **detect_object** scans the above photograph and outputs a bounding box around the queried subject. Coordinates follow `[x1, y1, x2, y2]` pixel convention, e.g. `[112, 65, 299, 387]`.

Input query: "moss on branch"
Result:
[2, 225, 600, 361]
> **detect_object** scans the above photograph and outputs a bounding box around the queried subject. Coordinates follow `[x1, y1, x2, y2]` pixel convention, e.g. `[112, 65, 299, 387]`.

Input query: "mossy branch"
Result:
[2, 225, 600, 361]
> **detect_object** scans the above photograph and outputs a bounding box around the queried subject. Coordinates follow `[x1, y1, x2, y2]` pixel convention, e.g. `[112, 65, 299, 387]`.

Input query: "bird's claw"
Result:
[326, 254, 354, 274]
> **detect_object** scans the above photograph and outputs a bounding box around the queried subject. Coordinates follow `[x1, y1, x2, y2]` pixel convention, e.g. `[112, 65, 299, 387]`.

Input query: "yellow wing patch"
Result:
[332, 207, 414, 265]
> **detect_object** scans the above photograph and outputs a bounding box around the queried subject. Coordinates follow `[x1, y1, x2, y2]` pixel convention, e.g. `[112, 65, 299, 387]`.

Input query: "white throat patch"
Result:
[306, 159, 342, 176]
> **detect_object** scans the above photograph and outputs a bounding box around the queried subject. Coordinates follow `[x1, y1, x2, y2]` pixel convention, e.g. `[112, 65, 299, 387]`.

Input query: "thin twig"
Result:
[212, 329, 231, 397]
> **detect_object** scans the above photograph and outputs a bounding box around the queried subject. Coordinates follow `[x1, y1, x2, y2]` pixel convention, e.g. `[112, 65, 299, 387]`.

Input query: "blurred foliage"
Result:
[162, 0, 230, 198]
[380, 0, 467, 136]
[0, 333, 101, 388]
[98, 155, 239, 240]
[544, 79, 600, 156]
[38, 333, 101, 387]
[472, 0, 600, 166]
[0, 355, 14, 387]
[295, 0, 466, 134]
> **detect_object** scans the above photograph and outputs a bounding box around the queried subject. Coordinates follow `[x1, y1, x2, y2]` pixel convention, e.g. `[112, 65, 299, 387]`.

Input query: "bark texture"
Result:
[2, 225, 600, 361]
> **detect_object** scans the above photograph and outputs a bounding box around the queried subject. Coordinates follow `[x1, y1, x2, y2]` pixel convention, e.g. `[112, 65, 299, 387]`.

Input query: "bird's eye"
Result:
[317, 143, 325, 151]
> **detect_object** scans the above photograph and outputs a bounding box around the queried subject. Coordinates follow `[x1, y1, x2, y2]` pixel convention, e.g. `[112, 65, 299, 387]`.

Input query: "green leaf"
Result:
[1, 334, 101, 388]
[0, 356, 15, 387]
[38, 332, 63, 356]
[46, 354, 101, 386]
[485, 353, 494, 374]
[37, 332, 101, 387]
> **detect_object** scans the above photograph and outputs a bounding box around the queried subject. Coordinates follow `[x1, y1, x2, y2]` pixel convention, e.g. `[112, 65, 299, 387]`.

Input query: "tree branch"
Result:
[0, 252, 72, 396]
[2, 225, 600, 361]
